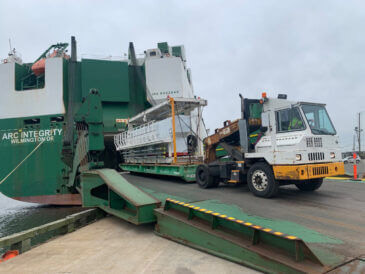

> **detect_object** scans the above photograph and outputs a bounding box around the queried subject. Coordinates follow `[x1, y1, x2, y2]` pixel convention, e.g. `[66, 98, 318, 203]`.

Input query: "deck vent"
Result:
[308, 152, 325, 161]
[24, 118, 40, 125]
[311, 165, 329, 176]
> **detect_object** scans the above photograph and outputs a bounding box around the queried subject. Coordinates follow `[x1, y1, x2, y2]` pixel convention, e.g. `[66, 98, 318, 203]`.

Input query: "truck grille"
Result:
[314, 137, 323, 147]
[308, 152, 325, 161]
[306, 138, 313, 147]
[311, 166, 329, 176]
[306, 137, 323, 147]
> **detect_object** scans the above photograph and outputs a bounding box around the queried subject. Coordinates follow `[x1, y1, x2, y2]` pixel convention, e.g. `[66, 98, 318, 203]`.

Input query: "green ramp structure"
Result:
[79, 172, 359, 273]
[81, 169, 160, 225]
[154, 199, 327, 274]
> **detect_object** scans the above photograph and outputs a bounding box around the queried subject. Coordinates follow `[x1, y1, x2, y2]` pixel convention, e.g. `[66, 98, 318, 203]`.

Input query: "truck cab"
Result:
[196, 93, 344, 198]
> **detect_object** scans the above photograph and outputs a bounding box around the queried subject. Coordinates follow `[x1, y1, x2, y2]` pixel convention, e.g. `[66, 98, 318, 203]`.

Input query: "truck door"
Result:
[243, 99, 263, 151]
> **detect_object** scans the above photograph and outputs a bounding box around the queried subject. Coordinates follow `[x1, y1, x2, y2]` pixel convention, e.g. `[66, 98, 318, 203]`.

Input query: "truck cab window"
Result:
[276, 107, 305, 132]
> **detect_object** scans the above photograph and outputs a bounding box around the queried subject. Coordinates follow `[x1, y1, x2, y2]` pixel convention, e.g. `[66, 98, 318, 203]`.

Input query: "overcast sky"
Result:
[1, 0, 364, 151]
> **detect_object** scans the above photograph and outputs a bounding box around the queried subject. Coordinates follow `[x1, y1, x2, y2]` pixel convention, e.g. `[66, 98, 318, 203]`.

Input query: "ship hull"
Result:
[13, 194, 82, 205]
[0, 114, 76, 204]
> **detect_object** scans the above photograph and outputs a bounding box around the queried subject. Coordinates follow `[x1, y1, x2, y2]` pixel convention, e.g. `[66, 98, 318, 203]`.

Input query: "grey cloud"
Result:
[1, 0, 364, 150]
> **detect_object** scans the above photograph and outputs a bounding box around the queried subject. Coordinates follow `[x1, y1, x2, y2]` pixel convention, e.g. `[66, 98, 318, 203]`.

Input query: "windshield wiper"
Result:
[311, 128, 333, 135]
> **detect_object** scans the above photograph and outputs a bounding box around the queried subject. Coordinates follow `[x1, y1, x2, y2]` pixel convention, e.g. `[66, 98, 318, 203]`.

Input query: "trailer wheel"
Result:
[196, 164, 217, 189]
[295, 178, 323, 191]
[247, 163, 278, 198]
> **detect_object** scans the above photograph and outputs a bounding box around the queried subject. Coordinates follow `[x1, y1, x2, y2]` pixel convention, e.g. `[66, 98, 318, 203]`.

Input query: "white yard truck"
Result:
[197, 93, 344, 198]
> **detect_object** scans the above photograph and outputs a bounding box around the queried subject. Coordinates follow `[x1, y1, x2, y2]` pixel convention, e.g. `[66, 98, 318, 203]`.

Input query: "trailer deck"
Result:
[120, 163, 198, 182]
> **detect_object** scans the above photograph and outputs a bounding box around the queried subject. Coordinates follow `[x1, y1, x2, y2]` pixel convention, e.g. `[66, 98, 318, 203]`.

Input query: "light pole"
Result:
[355, 112, 364, 152]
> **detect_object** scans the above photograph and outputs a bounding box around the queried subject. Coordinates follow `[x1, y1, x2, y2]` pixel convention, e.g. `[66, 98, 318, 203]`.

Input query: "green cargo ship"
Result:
[0, 37, 191, 204]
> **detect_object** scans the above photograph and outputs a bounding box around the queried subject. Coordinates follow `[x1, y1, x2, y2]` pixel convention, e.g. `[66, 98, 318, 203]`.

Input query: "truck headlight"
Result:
[330, 152, 335, 159]
[296, 154, 302, 161]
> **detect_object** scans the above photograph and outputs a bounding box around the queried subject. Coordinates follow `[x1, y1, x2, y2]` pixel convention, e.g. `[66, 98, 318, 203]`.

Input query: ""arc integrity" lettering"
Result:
[1, 129, 63, 144]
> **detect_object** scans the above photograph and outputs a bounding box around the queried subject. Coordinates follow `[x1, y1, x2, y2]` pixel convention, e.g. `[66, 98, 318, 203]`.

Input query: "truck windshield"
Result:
[301, 104, 336, 135]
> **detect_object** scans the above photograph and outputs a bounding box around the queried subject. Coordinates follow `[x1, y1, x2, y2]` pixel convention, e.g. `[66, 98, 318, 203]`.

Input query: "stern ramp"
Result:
[80, 169, 354, 273]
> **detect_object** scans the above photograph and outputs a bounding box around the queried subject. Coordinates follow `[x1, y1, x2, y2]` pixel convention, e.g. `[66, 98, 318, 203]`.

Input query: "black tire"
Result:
[295, 178, 323, 191]
[247, 162, 279, 198]
[356, 160, 360, 164]
[196, 164, 217, 189]
[344, 160, 348, 164]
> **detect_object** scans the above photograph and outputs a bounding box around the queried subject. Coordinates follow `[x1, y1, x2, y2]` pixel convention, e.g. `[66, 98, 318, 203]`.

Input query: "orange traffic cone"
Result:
[352, 153, 361, 181]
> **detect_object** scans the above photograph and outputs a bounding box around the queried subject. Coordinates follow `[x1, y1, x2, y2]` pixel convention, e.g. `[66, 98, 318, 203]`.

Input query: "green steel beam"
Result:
[120, 164, 198, 182]
[81, 169, 160, 225]
[154, 199, 326, 274]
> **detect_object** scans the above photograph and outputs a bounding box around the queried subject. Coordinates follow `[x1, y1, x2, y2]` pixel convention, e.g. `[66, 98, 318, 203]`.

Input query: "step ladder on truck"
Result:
[196, 93, 345, 197]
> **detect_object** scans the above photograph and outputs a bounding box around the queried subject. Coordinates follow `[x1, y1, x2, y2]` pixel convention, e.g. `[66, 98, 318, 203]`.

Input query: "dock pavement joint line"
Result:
[326, 176, 365, 181]
[165, 198, 299, 241]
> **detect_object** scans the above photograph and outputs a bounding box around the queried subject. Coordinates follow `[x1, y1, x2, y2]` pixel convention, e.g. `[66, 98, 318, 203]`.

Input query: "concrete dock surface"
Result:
[0, 216, 256, 274]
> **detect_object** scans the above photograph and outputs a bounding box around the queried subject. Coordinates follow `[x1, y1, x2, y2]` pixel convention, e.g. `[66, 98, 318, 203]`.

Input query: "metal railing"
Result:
[114, 121, 172, 151]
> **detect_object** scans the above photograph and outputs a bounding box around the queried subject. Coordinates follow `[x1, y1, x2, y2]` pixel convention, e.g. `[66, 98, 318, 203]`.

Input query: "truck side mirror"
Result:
[261, 112, 269, 127]
[261, 112, 269, 132]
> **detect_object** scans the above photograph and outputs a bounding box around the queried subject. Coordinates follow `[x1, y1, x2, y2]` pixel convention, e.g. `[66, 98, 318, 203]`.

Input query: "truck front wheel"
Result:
[247, 163, 279, 198]
[295, 178, 323, 191]
[196, 164, 218, 189]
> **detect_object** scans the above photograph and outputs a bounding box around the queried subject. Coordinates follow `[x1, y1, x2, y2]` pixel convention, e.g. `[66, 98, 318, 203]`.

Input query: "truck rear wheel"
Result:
[247, 162, 279, 198]
[196, 164, 218, 189]
[295, 178, 323, 191]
